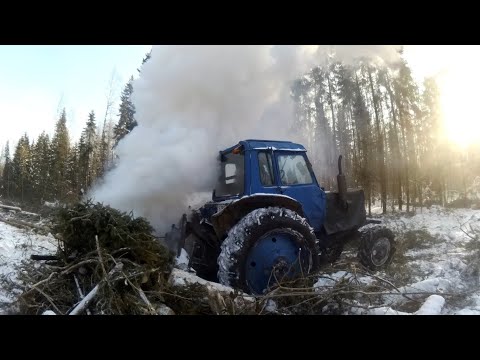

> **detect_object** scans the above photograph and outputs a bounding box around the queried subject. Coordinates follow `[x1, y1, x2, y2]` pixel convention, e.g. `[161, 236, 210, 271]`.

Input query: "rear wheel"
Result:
[217, 207, 319, 295]
[358, 226, 396, 271]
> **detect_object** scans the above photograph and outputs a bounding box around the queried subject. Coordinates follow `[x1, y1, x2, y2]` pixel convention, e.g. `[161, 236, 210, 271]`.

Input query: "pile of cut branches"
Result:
[14, 200, 174, 315]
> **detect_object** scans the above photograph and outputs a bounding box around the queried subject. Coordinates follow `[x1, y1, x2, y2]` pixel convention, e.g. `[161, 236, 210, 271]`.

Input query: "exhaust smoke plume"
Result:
[90, 45, 401, 233]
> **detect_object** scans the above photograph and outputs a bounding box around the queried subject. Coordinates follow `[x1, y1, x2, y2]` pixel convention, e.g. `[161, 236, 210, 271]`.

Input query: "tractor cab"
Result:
[212, 140, 327, 231]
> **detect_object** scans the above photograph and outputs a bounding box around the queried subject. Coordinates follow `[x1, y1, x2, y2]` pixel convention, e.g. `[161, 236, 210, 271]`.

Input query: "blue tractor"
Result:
[166, 139, 396, 295]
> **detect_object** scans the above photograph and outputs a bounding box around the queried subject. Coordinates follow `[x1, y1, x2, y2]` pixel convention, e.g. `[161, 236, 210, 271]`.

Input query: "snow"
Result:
[43, 201, 59, 208]
[175, 248, 190, 270]
[317, 206, 480, 314]
[454, 309, 480, 315]
[156, 304, 175, 315]
[213, 193, 299, 217]
[314, 271, 375, 290]
[359, 295, 445, 315]
[264, 299, 277, 313]
[241, 193, 298, 202]
[415, 295, 445, 315]
[170, 268, 236, 293]
[252, 147, 306, 152]
[169, 268, 256, 304]
[366, 307, 411, 315]
[0, 220, 57, 313]
[42, 310, 56, 315]
[383, 278, 453, 306]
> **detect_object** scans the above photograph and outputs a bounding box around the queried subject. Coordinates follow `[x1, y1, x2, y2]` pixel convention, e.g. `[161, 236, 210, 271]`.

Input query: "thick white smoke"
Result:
[90, 45, 401, 233]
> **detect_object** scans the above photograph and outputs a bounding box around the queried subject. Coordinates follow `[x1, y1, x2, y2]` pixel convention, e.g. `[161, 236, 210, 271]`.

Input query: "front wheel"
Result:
[217, 207, 320, 295]
[358, 226, 396, 271]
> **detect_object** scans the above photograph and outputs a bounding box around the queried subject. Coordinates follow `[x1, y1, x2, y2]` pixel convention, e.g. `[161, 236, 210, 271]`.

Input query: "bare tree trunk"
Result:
[367, 67, 387, 214]
[462, 154, 468, 208]
[384, 72, 403, 211]
[326, 73, 337, 151]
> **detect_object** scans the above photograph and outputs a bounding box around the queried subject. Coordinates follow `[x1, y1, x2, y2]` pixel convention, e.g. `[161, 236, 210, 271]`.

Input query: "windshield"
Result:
[214, 151, 245, 198]
[277, 153, 313, 185]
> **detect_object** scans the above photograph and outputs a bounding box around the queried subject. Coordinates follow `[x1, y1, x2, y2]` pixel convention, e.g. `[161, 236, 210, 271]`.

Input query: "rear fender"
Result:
[211, 194, 305, 239]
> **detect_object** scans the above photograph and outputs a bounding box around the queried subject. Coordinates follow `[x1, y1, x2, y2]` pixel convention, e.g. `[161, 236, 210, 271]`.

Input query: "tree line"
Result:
[0, 52, 150, 206]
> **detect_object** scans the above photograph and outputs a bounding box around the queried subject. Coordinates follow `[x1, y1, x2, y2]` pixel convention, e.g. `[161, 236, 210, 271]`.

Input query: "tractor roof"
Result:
[221, 139, 307, 154]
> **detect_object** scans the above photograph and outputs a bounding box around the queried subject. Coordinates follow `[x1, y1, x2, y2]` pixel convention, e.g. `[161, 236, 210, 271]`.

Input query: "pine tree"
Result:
[334, 63, 356, 180]
[113, 77, 137, 146]
[97, 119, 110, 178]
[366, 65, 387, 214]
[353, 71, 373, 215]
[66, 142, 80, 202]
[310, 66, 335, 188]
[78, 111, 98, 191]
[422, 77, 445, 205]
[11, 134, 33, 203]
[392, 59, 421, 212]
[1, 142, 13, 199]
[31, 131, 51, 203]
[137, 50, 152, 73]
[0, 145, 4, 176]
[50, 109, 71, 202]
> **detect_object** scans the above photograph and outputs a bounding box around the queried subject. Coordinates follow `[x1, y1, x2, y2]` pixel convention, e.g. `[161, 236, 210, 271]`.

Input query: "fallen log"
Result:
[415, 295, 445, 315]
[73, 274, 91, 315]
[0, 217, 51, 233]
[69, 262, 124, 315]
[18, 211, 41, 217]
[17, 211, 42, 222]
[0, 204, 22, 212]
[168, 268, 257, 314]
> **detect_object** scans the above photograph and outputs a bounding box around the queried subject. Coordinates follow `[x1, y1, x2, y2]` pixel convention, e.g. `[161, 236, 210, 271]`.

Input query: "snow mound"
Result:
[175, 248, 190, 270]
[415, 295, 446, 315]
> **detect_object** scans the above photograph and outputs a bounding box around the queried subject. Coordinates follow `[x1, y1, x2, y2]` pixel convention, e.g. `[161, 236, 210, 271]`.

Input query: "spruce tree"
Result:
[113, 77, 137, 146]
[50, 109, 71, 201]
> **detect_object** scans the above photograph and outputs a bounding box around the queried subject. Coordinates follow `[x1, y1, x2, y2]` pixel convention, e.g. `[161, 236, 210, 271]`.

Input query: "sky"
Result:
[0, 45, 152, 151]
[402, 45, 480, 147]
[0, 45, 479, 154]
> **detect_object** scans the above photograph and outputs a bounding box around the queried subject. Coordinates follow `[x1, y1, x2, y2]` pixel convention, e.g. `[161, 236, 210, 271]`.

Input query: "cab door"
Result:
[254, 149, 278, 195]
[273, 151, 326, 231]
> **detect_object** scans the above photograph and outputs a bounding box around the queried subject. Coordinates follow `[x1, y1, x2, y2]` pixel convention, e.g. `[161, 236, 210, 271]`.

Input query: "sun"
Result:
[439, 67, 480, 148]
[404, 45, 480, 149]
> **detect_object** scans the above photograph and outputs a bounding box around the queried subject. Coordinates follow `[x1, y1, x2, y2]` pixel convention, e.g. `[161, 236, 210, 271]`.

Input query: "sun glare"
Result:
[440, 69, 480, 148]
[404, 45, 480, 149]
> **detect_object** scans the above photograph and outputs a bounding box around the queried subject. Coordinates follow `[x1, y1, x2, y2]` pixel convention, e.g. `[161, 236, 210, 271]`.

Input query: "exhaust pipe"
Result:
[337, 155, 348, 209]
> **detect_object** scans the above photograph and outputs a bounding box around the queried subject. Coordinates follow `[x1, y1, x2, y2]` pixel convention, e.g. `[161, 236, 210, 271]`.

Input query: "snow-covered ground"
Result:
[331, 205, 480, 314]
[0, 219, 57, 313]
[1, 205, 480, 314]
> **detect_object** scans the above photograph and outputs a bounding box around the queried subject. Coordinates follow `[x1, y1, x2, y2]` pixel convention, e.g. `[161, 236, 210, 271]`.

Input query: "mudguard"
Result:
[211, 194, 305, 239]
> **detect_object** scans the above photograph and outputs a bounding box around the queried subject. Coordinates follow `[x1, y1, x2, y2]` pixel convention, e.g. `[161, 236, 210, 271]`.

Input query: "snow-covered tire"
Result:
[358, 225, 396, 271]
[217, 207, 320, 294]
